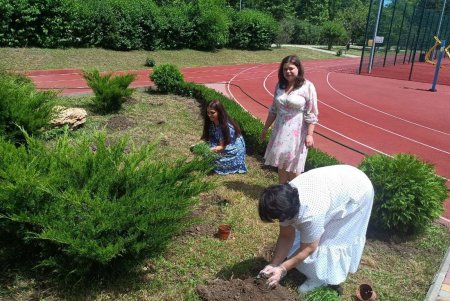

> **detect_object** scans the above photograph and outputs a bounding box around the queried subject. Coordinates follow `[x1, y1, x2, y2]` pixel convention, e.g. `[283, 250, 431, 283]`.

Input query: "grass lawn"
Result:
[0, 47, 449, 301]
[0, 46, 337, 71]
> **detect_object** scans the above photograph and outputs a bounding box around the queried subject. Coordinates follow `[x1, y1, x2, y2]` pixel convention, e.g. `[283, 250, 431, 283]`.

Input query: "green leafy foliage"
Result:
[304, 148, 341, 171]
[336, 49, 343, 56]
[150, 64, 184, 93]
[321, 20, 348, 50]
[157, 3, 194, 49]
[0, 72, 55, 143]
[0, 132, 213, 276]
[190, 141, 218, 160]
[359, 153, 448, 235]
[229, 9, 278, 50]
[145, 56, 156, 67]
[83, 69, 136, 113]
[305, 287, 340, 301]
[190, 0, 230, 50]
[290, 20, 322, 45]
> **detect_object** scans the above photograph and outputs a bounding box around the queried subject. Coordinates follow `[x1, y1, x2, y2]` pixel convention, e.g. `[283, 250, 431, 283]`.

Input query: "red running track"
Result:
[24, 58, 450, 220]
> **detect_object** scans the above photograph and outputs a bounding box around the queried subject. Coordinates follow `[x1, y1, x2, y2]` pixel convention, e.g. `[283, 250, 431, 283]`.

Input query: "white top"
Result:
[281, 165, 374, 284]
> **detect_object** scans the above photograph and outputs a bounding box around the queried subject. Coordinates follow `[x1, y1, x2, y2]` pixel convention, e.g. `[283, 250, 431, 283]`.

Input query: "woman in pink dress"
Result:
[260, 55, 319, 184]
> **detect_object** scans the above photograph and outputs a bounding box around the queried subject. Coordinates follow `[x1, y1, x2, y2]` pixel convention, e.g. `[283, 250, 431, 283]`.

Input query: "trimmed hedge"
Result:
[359, 153, 447, 235]
[0, 0, 277, 51]
[229, 9, 278, 50]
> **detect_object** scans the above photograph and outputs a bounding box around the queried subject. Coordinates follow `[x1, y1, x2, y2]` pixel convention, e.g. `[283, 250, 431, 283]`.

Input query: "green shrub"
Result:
[290, 20, 322, 45]
[0, 72, 55, 142]
[0, 132, 214, 276]
[189, 0, 230, 50]
[157, 3, 194, 49]
[305, 287, 340, 301]
[321, 20, 347, 50]
[304, 148, 341, 171]
[359, 153, 448, 235]
[150, 64, 184, 93]
[275, 17, 296, 46]
[72, 0, 161, 50]
[336, 49, 343, 56]
[145, 56, 156, 67]
[229, 9, 278, 50]
[83, 69, 136, 113]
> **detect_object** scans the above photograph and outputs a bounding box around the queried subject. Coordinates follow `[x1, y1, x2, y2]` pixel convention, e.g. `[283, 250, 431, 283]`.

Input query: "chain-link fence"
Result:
[358, 0, 450, 86]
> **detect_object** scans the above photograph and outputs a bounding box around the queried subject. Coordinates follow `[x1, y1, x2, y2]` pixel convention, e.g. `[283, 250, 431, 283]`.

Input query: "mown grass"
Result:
[1, 90, 449, 301]
[0, 47, 338, 71]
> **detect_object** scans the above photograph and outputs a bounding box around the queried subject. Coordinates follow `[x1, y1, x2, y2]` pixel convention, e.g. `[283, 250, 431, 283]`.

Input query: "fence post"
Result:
[430, 39, 446, 92]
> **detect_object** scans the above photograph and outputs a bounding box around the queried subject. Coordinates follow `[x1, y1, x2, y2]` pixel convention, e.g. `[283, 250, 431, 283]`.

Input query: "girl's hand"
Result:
[305, 134, 314, 148]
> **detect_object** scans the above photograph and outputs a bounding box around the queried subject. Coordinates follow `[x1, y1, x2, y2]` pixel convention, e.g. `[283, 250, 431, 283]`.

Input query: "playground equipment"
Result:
[425, 36, 450, 66]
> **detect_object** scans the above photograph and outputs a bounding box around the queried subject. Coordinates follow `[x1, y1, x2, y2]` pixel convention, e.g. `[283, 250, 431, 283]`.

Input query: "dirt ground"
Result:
[196, 278, 299, 301]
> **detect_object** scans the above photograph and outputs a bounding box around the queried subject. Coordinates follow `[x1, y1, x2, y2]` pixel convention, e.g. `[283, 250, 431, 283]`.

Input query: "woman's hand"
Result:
[305, 134, 314, 148]
[260, 265, 287, 288]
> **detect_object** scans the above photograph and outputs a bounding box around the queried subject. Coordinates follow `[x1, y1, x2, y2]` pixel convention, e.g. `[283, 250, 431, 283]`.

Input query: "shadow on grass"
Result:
[222, 181, 266, 200]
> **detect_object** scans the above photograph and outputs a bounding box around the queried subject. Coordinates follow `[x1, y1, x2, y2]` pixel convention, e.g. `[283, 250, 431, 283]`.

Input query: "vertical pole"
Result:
[436, 0, 448, 38]
[359, 0, 375, 74]
[409, 0, 428, 81]
[394, 2, 407, 65]
[430, 39, 446, 92]
[383, 0, 398, 66]
[369, 0, 384, 73]
[403, 3, 417, 64]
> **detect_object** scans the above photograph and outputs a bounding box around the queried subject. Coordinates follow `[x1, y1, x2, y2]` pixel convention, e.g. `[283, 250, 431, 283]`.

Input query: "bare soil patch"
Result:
[105, 115, 136, 131]
[196, 278, 299, 301]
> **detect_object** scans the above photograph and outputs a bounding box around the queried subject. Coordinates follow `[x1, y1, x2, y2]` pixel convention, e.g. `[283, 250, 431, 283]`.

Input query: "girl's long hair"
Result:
[201, 100, 242, 146]
[277, 55, 305, 90]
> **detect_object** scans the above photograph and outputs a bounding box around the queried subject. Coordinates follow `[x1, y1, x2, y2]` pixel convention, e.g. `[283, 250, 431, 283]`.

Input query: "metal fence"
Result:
[358, 0, 450, 86]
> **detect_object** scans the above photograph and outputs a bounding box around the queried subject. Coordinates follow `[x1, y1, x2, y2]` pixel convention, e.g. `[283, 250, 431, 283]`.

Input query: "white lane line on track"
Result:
[326, 72, 450, 136]
[440, 216, 450, 223]
[227, 65, 262, 108]
[316, 124, 391, 156]
[319, 100, 450, 155]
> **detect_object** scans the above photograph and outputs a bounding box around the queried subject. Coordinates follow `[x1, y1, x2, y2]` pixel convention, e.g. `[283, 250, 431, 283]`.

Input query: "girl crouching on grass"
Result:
[202, 100, 248, 175]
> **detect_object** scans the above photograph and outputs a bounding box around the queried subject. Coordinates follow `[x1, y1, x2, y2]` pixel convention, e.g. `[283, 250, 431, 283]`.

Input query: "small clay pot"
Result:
[355, 284, 377, 301]
[217, 224, 231, 240]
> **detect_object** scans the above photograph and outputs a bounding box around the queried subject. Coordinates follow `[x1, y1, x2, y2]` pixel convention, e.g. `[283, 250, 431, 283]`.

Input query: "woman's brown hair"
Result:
[201, 100, 242, 146]
[277, 55, 305, 90]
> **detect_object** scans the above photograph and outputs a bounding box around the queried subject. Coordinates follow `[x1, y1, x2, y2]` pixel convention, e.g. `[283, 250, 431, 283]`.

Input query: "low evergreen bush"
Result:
[0, 72, 55, 143]
[145, 56, 156, 67]
[336, 49, 343, 56]
[0, 132, 214, 276]
[359, 153, 448, 235]
[150, 63, 184, 93]
[83, 69, 136, 113]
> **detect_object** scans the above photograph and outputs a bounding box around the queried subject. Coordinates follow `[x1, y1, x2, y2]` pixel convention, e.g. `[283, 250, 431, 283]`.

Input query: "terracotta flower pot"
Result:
[217, 224, 231, 240]
[355, 284, 377, 301]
